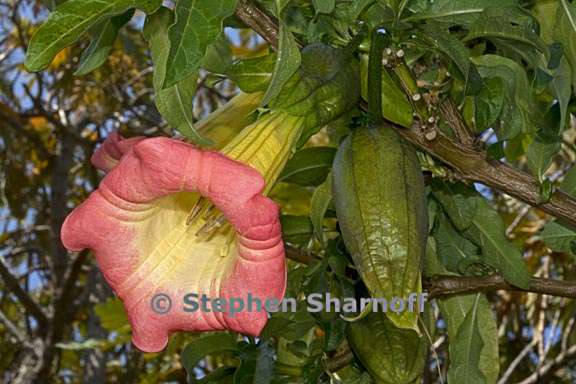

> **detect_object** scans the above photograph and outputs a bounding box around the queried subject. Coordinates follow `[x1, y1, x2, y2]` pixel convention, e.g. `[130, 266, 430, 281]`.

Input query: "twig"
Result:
[0, 308, 29, 345]
[497, 337, 538, 384]
[0, 257, 48, 327]
[517, 344, 576, 384]
[285, 244, 317, 265]
[425, 274, 576, 299]
[325, 341, 355, 373]
[284, 245, 576, 298]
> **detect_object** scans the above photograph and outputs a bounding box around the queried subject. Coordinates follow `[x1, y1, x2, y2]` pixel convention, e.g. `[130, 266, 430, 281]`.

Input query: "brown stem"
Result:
[235, 0, 282, 48]
[286, 244, 318, 265]
[284, 245, 576, 299]
[326, 345, 355, 373]
[425, 274, 576, 299]
[392, 121, 576, 229]
[439, 98, 475, 147]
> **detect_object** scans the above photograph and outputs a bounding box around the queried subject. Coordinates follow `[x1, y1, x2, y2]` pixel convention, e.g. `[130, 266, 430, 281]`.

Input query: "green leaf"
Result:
[560, 166, 576, 196]
[332, 365, 375, 384]
[25, 0, 161, 71]
[42, 0, 65, 11]
[310, 176, 332, 245]
[232, 342, 274, 384]
[260, 309, 316, 341]
[322, 316, 347, 352]
[271, 44, 360, 144]
[181, 334, 239, 380]
[94, 297, 129, 332]
[424, 240, 499, 384]
[431, 180, 480, 231]
[279, 147, 336, 186]
[526, 135, 561, 182]
[163, 0, 237, 88]
[198, 366, 236, 383]
[201, 35, 233, 75]
[540, 167, 576, 254]
[471, 55, 536, 140]
[74, 9, 134, 76]
[312, 0, 335, 14]
[405, 0, 516, 25]
[550, 58, 573, 132]
[464, 6, 547, 61]
[541, 222, 576, 254]
[533, 0, 558, 43]
[474, 77, 505, 132]
[556, 0, 576, 93]
[415, 24, 481, 93]
[280, 215, 314, 245]
[143, 7, 211, 145]
[229, 54, 276, 93]
[433, 213, 480, 275]
[446, 294, 491, 384]
[261, 25, 301, 106]
[465, 199, 531, 288]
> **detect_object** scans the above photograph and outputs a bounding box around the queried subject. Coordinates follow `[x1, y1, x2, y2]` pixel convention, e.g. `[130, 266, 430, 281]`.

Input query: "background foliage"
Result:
[1, 0, 576, 383]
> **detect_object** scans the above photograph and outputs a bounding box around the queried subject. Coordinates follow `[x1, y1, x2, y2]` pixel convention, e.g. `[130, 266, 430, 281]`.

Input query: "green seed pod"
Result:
[332, 124, 428, 330]
[348, 312, 427, 384]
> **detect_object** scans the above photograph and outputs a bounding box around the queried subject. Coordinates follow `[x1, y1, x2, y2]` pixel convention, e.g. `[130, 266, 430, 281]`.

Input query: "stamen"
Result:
[219, 228, 235, 257]
[186, 198, 205, 225]
[195, 214, 226, 237]
[202, 204, 216, 219]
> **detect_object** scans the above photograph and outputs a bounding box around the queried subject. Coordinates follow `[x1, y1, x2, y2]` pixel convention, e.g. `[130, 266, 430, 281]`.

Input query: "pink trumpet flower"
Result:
[61, 133, 287, 353]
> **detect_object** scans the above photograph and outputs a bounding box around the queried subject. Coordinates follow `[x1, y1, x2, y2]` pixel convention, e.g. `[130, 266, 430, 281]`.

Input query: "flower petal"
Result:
[91, 132, 145, 172]
[61, 137, 286, 352]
